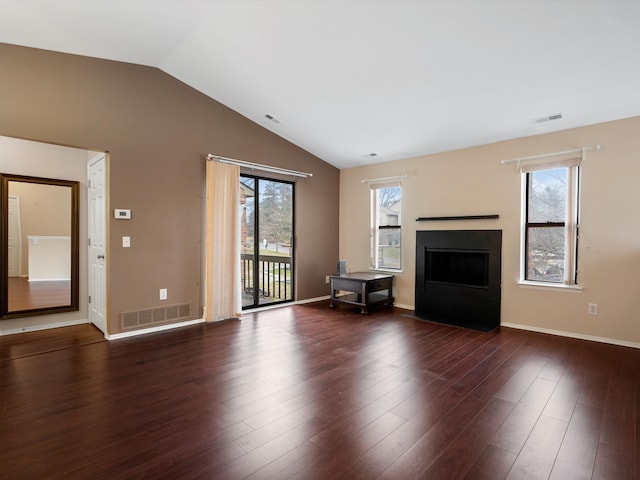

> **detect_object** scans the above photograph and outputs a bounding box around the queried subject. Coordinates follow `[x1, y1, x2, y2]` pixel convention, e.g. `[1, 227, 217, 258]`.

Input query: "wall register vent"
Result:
[121, 303, 191, 331]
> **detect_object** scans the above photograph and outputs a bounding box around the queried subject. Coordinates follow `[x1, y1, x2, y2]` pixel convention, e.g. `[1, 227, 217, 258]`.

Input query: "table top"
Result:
[330, 272, 394, 281]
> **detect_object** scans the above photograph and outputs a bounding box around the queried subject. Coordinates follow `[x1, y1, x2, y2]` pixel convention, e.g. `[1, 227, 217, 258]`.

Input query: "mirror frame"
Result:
[0, 173, 80, 319]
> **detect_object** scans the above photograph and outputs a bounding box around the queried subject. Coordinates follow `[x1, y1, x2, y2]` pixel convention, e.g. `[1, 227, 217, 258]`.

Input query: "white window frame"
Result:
[519, 158, 581, 288]
[369, 181, 402, 272]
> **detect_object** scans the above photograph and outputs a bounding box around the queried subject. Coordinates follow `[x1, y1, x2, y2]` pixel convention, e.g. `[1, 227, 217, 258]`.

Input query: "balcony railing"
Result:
[241, 253, 292, 304]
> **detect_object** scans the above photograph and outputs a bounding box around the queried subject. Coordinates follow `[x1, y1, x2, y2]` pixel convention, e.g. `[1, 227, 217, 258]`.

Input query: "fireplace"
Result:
[415, 230, 501, 331]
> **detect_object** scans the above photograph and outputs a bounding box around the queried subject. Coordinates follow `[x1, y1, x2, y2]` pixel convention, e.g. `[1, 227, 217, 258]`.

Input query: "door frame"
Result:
[7, 195, 22, 277]
[240, 173, 295, 309]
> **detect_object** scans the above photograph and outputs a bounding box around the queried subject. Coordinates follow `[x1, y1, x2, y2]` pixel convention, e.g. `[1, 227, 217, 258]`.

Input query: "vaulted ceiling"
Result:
[1, 1, 639, 169]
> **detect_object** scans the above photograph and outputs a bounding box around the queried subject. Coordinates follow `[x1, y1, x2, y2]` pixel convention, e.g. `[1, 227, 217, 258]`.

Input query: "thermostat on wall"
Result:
[114, 209, 131, 219]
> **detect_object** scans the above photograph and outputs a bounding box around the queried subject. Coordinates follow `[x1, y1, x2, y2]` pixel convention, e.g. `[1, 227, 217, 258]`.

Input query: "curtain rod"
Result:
[206, 154, 313, 178]
[360, 174, 407, 184]
[501, 144, 600, 165]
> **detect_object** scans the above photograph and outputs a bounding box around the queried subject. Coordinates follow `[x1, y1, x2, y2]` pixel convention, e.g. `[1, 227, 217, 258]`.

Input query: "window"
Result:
[522, 160, 580, 285]
[370, 183, 402, 270]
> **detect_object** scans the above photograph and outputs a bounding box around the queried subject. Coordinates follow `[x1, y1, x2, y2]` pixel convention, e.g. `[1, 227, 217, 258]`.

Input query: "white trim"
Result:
[298, 296, 412, 310]
[501, 322, 640, 350]
[394, 302, 414, 310]
[517, 280, 583, 291]
[233, 296, 332, 311]
[241, 297, 329, 312]
[520, 163, 580, 286]
[295, 296, 330, 304]
[370, 183, 403, 271]
[28, 278, 70, 282]
[27, 235, 70, 241]
[565, 164, 580, 283]
[0, 318, 90, 336]
[520, 174, 527, 279]
[361, 174, 406, 185]
[207, 154, 312, 178]
[243, 301, 294, 313]
[8, 195, 22, 277]
[518, 156, 581, 174]
[501, 144, 600, 165]
[106, 318, 205, 340]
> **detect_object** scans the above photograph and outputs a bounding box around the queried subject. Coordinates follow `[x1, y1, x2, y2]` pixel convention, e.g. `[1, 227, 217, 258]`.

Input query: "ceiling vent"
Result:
[264, 113, 281, 124]
[532, 113, 564, 124]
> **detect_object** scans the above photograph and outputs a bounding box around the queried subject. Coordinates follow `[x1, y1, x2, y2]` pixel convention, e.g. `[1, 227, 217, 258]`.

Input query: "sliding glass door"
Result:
[240, 174, 294, 308]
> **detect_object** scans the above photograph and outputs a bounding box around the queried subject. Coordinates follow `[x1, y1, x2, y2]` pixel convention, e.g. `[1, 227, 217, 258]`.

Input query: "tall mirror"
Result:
[0, 174, 79, 319]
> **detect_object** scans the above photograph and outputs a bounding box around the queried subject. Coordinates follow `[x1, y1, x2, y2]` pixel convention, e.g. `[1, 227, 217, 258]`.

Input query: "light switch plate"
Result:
[122, 236, 130, 248]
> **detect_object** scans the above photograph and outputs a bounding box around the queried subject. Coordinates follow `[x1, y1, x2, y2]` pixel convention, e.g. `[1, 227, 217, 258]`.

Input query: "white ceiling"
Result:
[1, 1, 639, 169]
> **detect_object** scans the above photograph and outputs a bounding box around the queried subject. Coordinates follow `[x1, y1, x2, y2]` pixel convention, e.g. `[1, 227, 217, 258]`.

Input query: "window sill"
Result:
[517, 280, 582, 292]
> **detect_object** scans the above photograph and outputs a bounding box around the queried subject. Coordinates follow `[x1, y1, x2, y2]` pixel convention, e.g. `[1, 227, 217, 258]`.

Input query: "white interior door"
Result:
[7, 195, 22, 277]
[88, 154, 107, 334]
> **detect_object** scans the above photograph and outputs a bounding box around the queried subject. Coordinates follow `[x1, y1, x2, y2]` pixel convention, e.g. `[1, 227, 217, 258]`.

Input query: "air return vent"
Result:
[121, 303, 191, 331]
[264, 113, 281, 124]
[532, 112, 564, 124]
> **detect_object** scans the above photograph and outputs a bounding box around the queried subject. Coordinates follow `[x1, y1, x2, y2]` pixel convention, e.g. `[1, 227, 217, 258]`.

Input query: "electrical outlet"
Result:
[588, 303, 598, 315]
[325, 275, 330, 284]
[159, 288, 167, 300]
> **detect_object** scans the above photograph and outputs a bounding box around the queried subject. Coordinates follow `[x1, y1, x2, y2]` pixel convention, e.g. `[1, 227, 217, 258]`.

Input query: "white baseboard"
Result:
[296, 296, 412, 310]
[296, 295, 330, 304]
[106, 318, 206, 340]
[10, 304, 630, 352]
[394, 302, 414, 310]
[501, 322, 640, 350]
[0, 318, 90, 336]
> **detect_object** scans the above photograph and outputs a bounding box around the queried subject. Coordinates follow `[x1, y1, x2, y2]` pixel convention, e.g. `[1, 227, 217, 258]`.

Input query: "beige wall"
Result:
[9, 181, 72, 273]
[0, 43, 339, 335]
[340, 116, 640, 346]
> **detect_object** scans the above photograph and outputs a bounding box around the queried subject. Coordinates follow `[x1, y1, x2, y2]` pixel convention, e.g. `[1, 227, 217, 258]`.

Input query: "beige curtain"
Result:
[205, 160, 242, 321]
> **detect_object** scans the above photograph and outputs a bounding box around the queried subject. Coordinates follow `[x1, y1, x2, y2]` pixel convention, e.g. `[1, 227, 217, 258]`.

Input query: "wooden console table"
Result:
[329, 272, 394, 314]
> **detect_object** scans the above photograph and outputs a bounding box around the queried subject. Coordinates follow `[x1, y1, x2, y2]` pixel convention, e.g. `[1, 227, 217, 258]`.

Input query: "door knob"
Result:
[97, 254, 105, 259]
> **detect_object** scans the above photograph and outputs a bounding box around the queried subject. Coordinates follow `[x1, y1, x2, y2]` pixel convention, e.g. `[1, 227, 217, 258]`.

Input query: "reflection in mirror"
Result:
[1, 174, 79, 319]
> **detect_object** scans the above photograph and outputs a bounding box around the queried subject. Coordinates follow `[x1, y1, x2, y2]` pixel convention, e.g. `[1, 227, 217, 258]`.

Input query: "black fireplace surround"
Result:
[415, 230, 502, 331]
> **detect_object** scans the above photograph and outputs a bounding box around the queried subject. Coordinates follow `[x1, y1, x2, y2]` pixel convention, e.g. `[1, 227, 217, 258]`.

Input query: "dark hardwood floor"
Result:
[7, 277, 71, 311]
[1, 302, 638, 479]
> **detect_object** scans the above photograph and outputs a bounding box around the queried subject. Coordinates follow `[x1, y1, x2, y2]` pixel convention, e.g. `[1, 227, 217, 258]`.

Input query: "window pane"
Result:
[241, 175, 293, 308]
[528, 168, 567, 223]
[527, 226, 565, 282]
[376, 229, 400, 269]
[240, 176, 255, 307]
[371, 185, 402, 270]
[378, 187, 401, 226]
[258, 180, 293, 303]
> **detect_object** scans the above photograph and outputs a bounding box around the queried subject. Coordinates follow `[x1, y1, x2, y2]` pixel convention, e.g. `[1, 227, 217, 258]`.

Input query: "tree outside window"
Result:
[371, 185, 401, 270]
[259, 180, 293, 254]
[523, 165, 579, 284]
